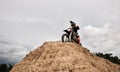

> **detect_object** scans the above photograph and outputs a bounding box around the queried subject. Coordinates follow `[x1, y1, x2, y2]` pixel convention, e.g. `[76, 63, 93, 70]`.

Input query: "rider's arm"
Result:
[76, 26, 80, 30]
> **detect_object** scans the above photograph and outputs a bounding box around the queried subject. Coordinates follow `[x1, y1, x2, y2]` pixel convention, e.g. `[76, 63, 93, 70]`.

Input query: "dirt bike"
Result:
[61, 28, 82, 46]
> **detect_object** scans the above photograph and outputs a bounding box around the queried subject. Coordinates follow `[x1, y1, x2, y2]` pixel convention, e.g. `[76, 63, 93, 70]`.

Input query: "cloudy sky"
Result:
[0, 0, 120, 64]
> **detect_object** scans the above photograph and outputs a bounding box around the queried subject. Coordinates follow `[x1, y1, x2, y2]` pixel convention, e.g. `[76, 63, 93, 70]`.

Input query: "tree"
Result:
[95, 52, 120, 65]
[0, 64, 13, 72]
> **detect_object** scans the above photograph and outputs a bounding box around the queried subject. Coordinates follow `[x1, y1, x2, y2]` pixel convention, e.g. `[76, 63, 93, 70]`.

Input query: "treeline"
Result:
[95, 52, 120, 65]
[0, 64, 13, 72]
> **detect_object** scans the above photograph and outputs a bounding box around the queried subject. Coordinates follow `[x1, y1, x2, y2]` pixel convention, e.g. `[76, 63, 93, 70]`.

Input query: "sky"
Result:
[0, 0, 120, 64]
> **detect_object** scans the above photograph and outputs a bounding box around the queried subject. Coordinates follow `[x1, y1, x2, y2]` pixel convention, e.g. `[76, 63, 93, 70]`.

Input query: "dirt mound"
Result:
[11, 41, 120, 72]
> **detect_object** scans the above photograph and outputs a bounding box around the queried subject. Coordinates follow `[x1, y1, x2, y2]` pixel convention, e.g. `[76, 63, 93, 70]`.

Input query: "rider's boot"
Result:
[77, 35, 80, 44]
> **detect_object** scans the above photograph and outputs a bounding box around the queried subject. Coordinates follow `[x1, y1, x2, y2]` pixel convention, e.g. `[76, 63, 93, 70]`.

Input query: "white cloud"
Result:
[82, 23, 120, 56]
[0, 35, 32, 64]
[0, 0, 120, 61]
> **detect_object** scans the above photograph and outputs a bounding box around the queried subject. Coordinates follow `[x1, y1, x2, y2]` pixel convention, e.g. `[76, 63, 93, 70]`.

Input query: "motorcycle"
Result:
[61, 28, 82, 46]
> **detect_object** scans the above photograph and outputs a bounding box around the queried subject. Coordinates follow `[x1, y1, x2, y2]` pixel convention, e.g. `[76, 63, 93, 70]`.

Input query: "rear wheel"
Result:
[62, 34, 69, 42]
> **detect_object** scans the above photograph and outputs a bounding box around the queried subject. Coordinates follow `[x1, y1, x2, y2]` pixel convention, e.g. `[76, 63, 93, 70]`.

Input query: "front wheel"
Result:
[62, 34, 69, 42]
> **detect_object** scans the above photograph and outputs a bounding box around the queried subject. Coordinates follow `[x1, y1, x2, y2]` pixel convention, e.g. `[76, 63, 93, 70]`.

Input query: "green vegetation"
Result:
[95, 52, 120, 65]
[0, 64, 13, 72]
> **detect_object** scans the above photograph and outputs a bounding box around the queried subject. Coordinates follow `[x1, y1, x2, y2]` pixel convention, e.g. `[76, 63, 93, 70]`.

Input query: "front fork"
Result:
[69, 32, 72, 42]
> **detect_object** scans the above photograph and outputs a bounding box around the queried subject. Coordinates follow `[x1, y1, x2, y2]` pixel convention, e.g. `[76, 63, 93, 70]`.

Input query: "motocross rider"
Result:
[69, 21, 80, 43]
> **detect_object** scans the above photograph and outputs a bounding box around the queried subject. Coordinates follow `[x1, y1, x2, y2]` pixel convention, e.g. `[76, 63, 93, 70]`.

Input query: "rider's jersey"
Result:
[72, 26, 79, 33]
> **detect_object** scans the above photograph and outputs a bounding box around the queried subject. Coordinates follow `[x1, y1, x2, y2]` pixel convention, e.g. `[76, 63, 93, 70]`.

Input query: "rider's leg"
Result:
[77, 36, 80, 43]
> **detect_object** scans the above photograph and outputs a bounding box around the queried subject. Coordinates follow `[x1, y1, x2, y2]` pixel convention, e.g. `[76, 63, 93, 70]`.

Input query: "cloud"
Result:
[0, 35, 32, 64]
[82, 23, 120, 56]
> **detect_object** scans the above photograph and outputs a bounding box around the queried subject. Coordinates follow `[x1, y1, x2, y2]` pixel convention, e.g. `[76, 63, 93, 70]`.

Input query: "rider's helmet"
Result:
[70, 21, 76, 27]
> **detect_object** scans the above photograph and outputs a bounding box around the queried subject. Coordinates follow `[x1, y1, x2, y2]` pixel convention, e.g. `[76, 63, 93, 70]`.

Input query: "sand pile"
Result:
[11, 41, 120, 72]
